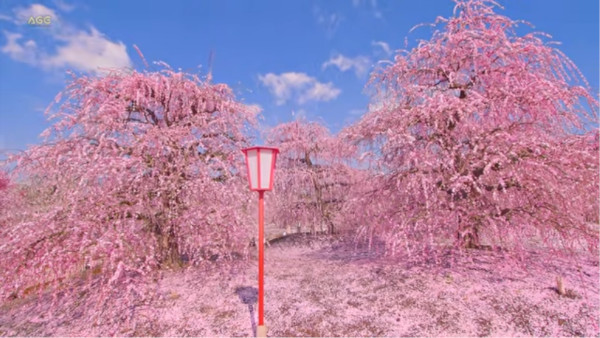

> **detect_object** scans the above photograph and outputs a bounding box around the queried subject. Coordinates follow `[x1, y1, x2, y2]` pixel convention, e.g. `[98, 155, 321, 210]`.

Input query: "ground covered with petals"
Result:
[1, 235, 598, 337]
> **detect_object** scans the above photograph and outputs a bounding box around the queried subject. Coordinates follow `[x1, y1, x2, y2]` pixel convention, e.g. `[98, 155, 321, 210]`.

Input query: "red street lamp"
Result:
[242, 146, 279, 337]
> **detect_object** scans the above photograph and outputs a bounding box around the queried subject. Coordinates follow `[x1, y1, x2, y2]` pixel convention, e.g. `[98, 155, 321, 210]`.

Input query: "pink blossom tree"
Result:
[1, 66, 258, 304]
[342, 0, 599, 259]
[266, 119, 359, 235]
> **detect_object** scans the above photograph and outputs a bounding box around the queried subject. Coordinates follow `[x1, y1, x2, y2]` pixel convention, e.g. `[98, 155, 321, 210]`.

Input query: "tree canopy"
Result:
[1, 67, 258, 304]
[342, 0, 599, 259]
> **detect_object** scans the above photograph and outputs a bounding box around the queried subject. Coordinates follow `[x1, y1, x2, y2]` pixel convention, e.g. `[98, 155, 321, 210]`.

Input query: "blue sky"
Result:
[0, 0, 598, 155]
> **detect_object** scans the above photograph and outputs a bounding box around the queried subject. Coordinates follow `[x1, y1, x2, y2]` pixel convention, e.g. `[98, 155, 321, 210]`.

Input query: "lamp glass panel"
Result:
[246, 149, 258, 189]
[259, 149, 273, 189]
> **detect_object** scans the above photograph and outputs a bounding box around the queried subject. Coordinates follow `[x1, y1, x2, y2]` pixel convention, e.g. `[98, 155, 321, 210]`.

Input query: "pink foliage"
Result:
[0, 171, 8, 213]
[0, 66, 259, 325]
[266, 119, 361, 235]
[0, 171, 8, 191]
[342, 0, 599, 259]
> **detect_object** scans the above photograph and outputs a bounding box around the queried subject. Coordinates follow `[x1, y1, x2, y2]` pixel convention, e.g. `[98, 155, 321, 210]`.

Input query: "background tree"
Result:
[0, 66, 258, 303]
[342, 0, 599, 259]
[266, 119, 358, 235]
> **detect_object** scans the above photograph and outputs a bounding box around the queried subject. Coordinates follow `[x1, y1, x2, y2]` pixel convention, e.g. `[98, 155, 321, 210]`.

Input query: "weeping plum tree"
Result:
[267, 119, 358, 235]
[1, 66, 258, 302]
[343, 0, 599, 258]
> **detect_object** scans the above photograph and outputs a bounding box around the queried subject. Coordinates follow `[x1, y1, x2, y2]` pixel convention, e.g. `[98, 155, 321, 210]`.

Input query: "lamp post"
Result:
[242, 146, 279, 338]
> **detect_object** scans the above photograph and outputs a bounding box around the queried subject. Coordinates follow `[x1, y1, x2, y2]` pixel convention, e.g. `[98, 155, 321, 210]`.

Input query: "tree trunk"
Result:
[157, 225, 181, 267]
[149, 215, 182, 268]
[456, 216, 480, 249]
[326, 219, 335, 235]
[456, 219, 493, 250]
[305, 151, 327, 235]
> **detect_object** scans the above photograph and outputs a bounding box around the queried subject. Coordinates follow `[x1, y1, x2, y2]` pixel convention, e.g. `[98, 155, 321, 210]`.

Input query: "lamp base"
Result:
[257, 325, 267, 337]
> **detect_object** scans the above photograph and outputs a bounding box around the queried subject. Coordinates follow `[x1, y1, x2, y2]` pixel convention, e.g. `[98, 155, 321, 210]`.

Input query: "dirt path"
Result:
[1, 236, 599, 336]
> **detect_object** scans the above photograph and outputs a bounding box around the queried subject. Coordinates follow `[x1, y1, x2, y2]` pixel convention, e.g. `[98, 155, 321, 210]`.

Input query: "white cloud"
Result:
[14, 4, 58, 24]
[53, 0, 75, 12]
[259, 72, 341, 105]
[299, 82, 341, 104]
[1, 31, 37, 64]
[313, 6, 343, 38]
[258, 72, 312, 105]
[292, 109, 307, 120]
[0, 4, 131, 74]
[322, 54, 371, 77]
[349, 108, 365, 116]
[43, 27, 131, 72]
[352, 0, 384, 20]
[372, 40, 392, 56]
